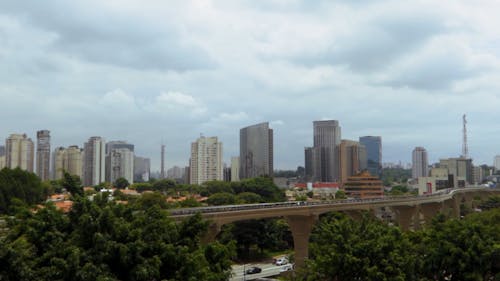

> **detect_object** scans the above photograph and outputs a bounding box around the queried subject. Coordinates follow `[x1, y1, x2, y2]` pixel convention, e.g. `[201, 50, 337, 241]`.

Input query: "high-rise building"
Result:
[107, 148, 134, 184]
[5, 134, 34, 172]
[439, 157, 473, 186]
[83, 136, 106, 186]
[105, 141, 134, 154]
[133, 156, 150, 182]
[240, 122, 273, 179]
[105, 141, 134, 183]
[52, 145, 84, 180]
[337, 140, 367, 185]
[412, 147, 428, 179]
[230, 156, 240, 182]
[161, 144, 166, 179]
[494, 155, 500, 171]
[305, 120, 341, 182]
[52, 147, 66, 180]
[359, 136, 382, 178]
[190, 136, 223, 185]
[0, 145, 5, 170]
[167, 165, 184, 179]
[36, 130, 51, 181]
[343, 171, 384, 199]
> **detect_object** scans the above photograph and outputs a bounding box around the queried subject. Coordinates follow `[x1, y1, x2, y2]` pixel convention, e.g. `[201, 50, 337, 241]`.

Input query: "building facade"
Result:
[190, 136, 223, 185]
[0, 145, 5, 170]
[343, 171, 384, 199]
[494, 155, 500, 172]
[5, 133, 34, 172]
[36, 130, 51, 181]
[107, 147, 134, 184]
[305, 120, 342, 182]
[359, 136, 382, 178]
[83, 136, 106, 186]
[439, 157, 473, 186]
[337, 140, 367, 185]
[230, 156, 240, 182]
[240, 122, 273, 179]
[133, 156, 150, 182]
[412, 147, 428, 179]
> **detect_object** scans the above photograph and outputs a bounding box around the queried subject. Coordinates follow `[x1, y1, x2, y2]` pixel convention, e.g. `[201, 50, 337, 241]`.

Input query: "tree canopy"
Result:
[0, 167, 47, 213]
[0, 197, 235, 281]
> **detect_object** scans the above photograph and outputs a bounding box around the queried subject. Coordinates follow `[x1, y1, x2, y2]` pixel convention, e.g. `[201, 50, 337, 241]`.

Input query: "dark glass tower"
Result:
[359, 136, 382, 178]
[240, 122, 273, 179]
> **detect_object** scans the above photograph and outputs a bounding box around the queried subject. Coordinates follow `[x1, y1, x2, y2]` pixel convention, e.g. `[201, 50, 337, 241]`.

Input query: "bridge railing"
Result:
[169, 187, 490, 216]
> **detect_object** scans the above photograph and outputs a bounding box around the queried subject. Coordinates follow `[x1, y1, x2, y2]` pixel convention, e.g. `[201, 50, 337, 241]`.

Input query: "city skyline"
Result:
[1, 1, 500, 171]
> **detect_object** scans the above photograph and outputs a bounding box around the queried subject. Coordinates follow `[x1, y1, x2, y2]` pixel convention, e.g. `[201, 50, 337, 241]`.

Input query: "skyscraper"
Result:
[337, 140, 367, 185]
[83, 136, 105, 186]
[105, 141, 134, 183]
[240, 122, 273, 179]
[359, 136, 382, 178]
[107, 147, 134, 184]
[52, 145, 84, 180]
[0, 145, 5, 170]
[230, 156, 240, 182]
[5, 133, 34, 172]
[189, 136, 223, 185]
[494, 155, 500, 171]
[412, 147, 428, 179]
[36, 130, 51, 181]
[305, 120, 341, 182]
[134, 156, 150, 182]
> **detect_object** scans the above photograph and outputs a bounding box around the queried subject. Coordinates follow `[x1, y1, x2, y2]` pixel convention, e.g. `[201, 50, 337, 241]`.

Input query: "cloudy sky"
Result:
[1, 0, 499, 171]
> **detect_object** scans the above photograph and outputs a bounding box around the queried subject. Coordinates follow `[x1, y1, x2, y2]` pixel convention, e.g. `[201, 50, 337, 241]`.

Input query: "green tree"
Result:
[236, 192, 262, 203]
[297, 212, 417, 281]
[113, 177, 129, 189]
[206, 192, 237, 206]
[61, 172, 83, 197]
[0, 167, 45, 213]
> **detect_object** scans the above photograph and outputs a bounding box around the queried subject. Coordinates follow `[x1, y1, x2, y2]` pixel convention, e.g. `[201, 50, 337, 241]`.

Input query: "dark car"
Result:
[246, 266, 262, 274]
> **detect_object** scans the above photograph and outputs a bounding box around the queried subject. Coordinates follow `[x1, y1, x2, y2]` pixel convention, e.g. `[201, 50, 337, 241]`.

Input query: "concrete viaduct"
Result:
[171, 188, 499, 267]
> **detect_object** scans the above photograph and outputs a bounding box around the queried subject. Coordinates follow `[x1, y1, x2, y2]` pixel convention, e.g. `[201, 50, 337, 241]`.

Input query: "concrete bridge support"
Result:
[201, 222, 221, 244]
[286, 215, 318, 267]
[419, 202, 443, 226]
[392, 205, 417, 231]
[443, 197, 460, 218]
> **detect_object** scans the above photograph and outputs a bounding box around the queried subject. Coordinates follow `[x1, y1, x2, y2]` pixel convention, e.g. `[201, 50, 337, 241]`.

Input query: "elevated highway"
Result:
[171, 187, 499, 267]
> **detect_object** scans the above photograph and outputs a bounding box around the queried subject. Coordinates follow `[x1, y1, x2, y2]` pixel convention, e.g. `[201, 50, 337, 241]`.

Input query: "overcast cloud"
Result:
[1, 0, 499, 171]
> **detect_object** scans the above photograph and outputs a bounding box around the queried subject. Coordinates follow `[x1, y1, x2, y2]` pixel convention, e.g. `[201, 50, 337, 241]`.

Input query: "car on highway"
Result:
[274, 257, 289, 266]
[280, 263, 294, 272]
[245, 266, 262, 274]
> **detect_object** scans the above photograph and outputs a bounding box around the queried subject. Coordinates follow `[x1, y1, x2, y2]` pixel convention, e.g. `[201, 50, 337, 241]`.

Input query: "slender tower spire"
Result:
[161, 144, 165, 179]
[462, 114, 468, 159]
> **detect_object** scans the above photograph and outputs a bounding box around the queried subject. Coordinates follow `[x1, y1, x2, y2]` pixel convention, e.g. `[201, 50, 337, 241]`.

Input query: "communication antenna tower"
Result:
[462, 114, 468, 159]
[161, 143, 166, 179]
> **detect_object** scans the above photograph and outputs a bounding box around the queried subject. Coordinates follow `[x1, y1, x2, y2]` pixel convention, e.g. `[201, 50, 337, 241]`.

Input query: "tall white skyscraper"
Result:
[494, 155, 500, 171]
[83, 136, 106, 186]
[107, 147, 134, 184]
[5, 134, 34, 172]
[105, 141, 134, 184]
[231, 156, 240, 182]
[189, 136, 223, 185]
[36, 130, 51, 181]
[412, 147, 428, 179]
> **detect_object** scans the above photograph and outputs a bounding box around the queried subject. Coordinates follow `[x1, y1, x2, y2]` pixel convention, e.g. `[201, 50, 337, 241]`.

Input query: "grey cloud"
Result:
[0, 1, 214, 71]
[295, 13, 446, 72]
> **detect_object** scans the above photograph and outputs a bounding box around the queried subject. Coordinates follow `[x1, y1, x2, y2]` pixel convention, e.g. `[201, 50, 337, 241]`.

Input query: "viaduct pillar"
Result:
[391, 205, 417, 231]
[201, 222, 221, 244]
[286, 215, 318, 267]
[419, 202, 443, 226]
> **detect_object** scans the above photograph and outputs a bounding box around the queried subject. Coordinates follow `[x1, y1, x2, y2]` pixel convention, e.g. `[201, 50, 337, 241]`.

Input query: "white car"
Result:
[274, 257, 289, 266]
[279, 263, 294, 272]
